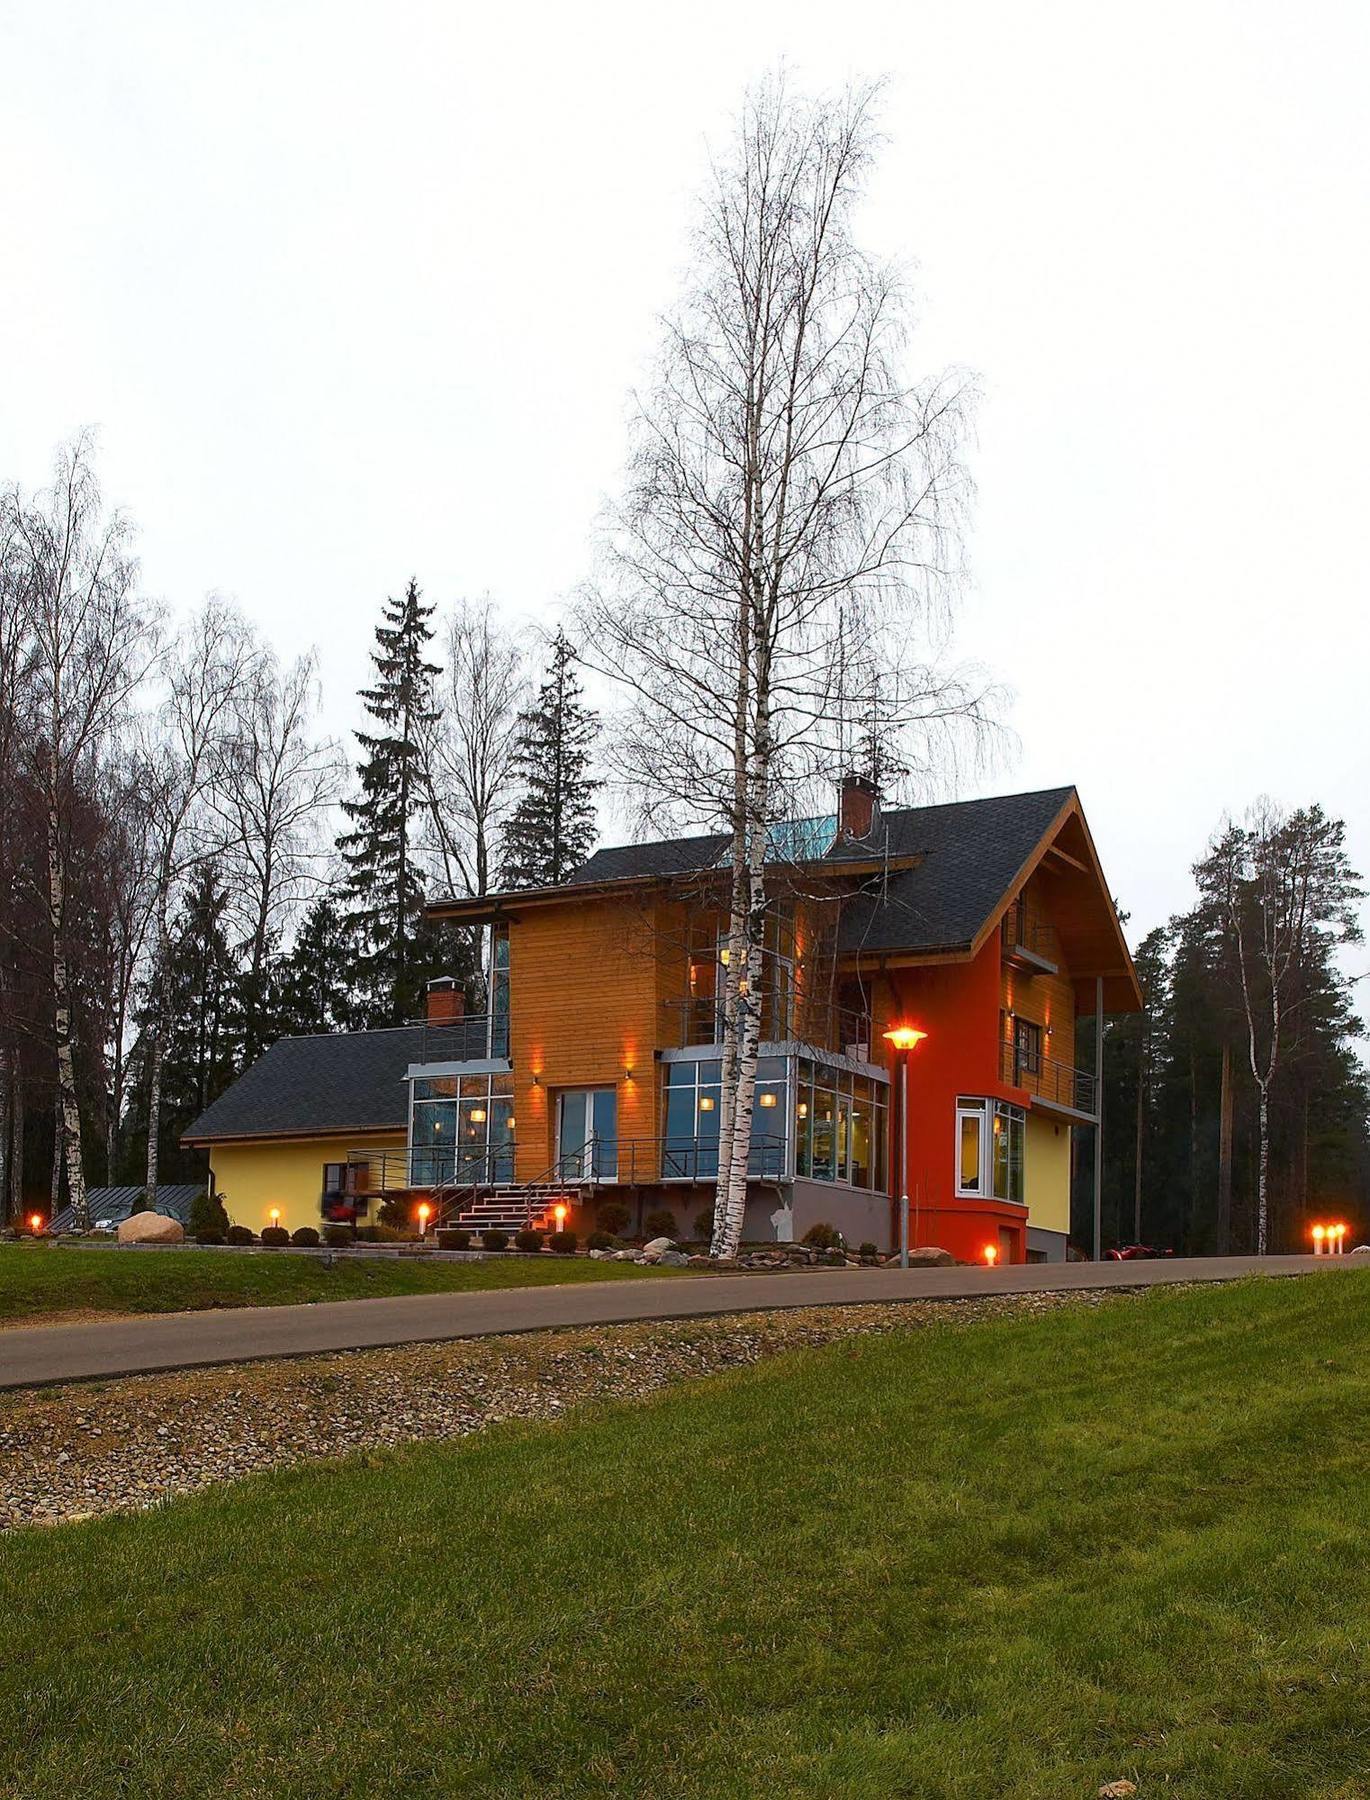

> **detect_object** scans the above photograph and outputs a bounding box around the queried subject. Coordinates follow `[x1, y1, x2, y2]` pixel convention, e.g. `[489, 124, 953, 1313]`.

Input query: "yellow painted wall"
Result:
[1025, 1113, 1071, 1237]
[208, 1132, 405, 1235]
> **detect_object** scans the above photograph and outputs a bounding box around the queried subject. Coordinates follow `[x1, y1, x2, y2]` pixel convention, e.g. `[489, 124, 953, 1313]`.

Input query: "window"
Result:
[488, 927, 510, 1057]
[794, 1058, 887, 1189]
[956, 1097, 1025, 1204]
[1013, 1017, 1042, 1077]
[662, 1058, 788, 1178]
[410, 1072, 515, 1186]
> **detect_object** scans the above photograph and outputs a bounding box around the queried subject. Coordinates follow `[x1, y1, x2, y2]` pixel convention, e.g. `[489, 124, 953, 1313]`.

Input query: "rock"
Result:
[905, 1245, 954, 1267]
[1351, 1245, 1370, 1255]
[687, 1254, 712, 1266]
[640, 1237, 676, 1261]
[588, 1248, 612, 1260]
[117, 1211, 185, 1245]
[658, 1250, 689, 1267]
[611, 1249, 637, 1261]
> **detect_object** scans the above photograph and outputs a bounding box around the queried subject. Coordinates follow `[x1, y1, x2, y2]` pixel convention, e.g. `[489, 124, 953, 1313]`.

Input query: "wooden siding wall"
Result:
[1000, 869, 1077, 1076]
[509, 896, 664, 1183]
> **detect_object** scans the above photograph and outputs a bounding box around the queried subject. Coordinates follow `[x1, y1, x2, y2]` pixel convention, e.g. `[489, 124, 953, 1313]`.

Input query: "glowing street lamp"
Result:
[882, 1024, 929, 1268]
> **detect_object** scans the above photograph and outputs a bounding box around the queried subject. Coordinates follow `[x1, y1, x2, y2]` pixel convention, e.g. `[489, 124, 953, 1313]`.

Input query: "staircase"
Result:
[434, 1147, 597, 1235]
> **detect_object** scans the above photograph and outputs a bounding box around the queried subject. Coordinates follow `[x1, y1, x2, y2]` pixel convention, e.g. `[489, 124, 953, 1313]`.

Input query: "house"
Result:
[183, 782, 1139, 1261]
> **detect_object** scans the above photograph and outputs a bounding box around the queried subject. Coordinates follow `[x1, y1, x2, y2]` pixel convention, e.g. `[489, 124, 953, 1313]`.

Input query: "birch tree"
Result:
[423, 600, 526, 900]
[1198, 803, 1363, 1253]
[5, 436, 156, 1230]
[142, 596, 258, 1203]
[218, 647, 340, 1058]
[583, 75, 987, 1258]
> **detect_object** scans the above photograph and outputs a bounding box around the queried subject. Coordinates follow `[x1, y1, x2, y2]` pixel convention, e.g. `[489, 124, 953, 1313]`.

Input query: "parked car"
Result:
[1105, 1243, 1176, 1261]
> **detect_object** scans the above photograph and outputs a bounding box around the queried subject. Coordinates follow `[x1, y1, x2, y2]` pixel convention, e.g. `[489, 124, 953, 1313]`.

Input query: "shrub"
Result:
[436, 1227, 471, 1251]
[225, 1224, 256, 1246]
[514, 1228, 545, 1253]
[260, 1226, 290, 1248]
[643, 1208, 677, 1240]
[357, 1222, 406, 1244]
[801, 1221, 840, 1250]
[586, 1230, 616, 1252]
[859, 1241, 879, 1259]
[188, 1189, 230, 1239]
[595, 1200, 630, 1236]
[693, 1207, 714, 1243]
[291, 1226, 321, 1247]
[377, 1194, 410, 1231]
[194, 1229, 225, 1247]
[548, 1230, 578, 1254]
[322, 1223, 354, 1248]
[481, 1228, 509, 1252]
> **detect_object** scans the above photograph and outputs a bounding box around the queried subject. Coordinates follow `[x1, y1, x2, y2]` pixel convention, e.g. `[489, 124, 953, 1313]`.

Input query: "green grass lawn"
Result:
[0, 1242, 686, 1325]
[5, 1273, 1370, 1799]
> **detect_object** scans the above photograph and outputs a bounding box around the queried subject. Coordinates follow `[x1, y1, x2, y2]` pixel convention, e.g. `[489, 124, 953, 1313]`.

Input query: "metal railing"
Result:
[411, 1012, 509, 1065]
[999, 1039, 1096, 1116]
[1000, 903, 1062, 970]
[663, 997, 873, 1061]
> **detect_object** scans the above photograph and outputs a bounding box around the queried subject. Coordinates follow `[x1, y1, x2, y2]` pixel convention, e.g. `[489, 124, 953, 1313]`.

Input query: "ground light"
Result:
[28, 1212, 42, 1235]
[553, 1203, 568, 1231]
[417, 1202, 431, 1237]
[269, 1207, 281, 1229]
[983, 1243, 999, 1267]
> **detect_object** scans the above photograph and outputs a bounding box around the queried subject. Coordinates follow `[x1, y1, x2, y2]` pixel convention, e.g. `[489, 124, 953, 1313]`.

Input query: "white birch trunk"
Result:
[47, 796, 90, 1231]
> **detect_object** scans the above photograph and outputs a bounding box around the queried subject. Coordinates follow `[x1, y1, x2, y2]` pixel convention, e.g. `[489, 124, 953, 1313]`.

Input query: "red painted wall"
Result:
[877, 939, 1028, 1264]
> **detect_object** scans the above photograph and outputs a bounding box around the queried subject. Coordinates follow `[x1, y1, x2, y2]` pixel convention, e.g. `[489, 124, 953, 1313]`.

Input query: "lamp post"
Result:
[882, 1025, 928, 1268]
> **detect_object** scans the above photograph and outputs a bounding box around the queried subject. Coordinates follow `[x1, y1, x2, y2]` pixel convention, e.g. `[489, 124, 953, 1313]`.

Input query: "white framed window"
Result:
[955, 1097, 1025, 1204]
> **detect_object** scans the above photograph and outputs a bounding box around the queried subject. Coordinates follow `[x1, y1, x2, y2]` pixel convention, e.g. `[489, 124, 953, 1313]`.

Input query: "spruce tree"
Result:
[499, 629, 600, 888]
[337, 579, 441, 1023]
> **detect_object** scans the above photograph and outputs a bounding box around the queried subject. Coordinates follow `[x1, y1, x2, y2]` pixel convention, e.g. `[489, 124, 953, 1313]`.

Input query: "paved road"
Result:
[0, 1253, 1356, 1391]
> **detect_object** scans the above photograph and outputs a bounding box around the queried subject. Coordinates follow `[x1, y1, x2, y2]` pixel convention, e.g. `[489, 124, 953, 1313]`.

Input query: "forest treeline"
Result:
[0, 437, 598, 1226]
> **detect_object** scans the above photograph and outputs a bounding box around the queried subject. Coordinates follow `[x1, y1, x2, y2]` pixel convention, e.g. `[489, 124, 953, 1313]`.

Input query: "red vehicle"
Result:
[1105, 1243, 1175, 1261]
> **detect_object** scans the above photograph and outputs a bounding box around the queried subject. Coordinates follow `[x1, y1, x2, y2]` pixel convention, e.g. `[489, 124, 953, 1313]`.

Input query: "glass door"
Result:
[558, 1088, 618, 1179]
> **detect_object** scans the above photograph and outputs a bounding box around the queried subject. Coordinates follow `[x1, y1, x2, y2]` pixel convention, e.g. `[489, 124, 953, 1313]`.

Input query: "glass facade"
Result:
[410, 1072, 515, 1186]
[661, 1057, 789, 1179]
[489, 927, 510, 1058]
[662, 1054, 885, 1188]
[792, 1058, 887, 1189]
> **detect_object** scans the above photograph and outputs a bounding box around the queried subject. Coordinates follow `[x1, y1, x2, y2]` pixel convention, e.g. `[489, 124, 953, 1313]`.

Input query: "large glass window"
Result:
[488, 927, 510, 1057]
[956, 1097, 1025, 1203]
[662, 1058, 788, 1178]
[410, 1072, 514, 1186]
[793, 1059, 887, 1189]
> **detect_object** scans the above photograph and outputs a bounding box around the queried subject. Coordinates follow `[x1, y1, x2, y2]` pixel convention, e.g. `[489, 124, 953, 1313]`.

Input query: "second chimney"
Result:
[838, 774, 880, 842]
[426, 977, 465, 1024]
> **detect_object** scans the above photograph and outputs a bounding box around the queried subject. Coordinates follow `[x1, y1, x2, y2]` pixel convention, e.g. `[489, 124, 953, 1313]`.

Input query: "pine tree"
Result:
[337, 579, 441, 1023]
[499, 630, 600, 888]
[269, 894, 360, 1038]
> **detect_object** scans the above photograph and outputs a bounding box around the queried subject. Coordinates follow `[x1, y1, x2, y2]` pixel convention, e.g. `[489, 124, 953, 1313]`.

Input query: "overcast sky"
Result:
[2, 0, 1367, 966]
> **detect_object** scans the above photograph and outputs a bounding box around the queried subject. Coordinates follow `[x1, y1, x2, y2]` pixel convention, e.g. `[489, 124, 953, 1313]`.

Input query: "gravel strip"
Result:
[0, 1289, 1132, 1531]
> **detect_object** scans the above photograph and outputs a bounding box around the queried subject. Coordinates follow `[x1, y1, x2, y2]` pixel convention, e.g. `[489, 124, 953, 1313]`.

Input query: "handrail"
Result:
[661, 996, 873, 1060]
[999, 1039, 1096, 1116]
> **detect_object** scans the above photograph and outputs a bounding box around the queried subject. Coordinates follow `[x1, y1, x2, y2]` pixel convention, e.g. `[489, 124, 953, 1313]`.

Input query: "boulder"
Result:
[906, 1245, 954, 1267]
[642, 1236, 675, 1256]
[658, 1249, 689, 1267]
[117, 1210, 185, 1245]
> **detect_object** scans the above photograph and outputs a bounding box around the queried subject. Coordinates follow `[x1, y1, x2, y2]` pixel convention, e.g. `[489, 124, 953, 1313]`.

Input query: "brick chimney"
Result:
[837, 773, 880, 842]
[426, 977, 465, 1024]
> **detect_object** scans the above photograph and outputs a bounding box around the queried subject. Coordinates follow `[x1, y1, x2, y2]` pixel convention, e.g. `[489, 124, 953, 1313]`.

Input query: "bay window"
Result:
[956, 1097, 1025, 1204]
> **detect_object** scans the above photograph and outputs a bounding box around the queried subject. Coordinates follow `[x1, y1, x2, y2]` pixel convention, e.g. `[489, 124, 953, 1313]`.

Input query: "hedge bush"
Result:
[225, 1224, 256, 1246]
[859, 1241, 879, 1259]
[586, 1230, 616, 1252]
[594, 1201, 630, 1236]
[291, 1226, 321, 1247]
[481, 1228, 509, 1252]
[643, 1208, 677, 1240]
[547, 1230, 578, 1254]
[693, 1208, 714, 1242]
[188, 1189, 230, 1239]
[514, 1228, 545, 1253]
[322, 1224, 354, 1248]
[260, 1226, 290, 1248]
[801, 1221, 840, 1250]
[193, 1230, 226, 1247]
[436, 1228, 471, 1251]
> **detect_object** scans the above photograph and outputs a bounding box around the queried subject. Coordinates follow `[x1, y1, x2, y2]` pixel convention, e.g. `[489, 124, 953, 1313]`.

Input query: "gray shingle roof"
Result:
[568, 787, 1076, 955]
[182, 1027, 423, 1143]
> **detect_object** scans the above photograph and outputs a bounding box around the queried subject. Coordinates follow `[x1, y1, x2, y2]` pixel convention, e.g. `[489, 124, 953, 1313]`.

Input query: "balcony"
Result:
[999, 1038, 1096, 1118]
[1000, 902, 1061, 976]
[664, 996, 874, 1062]
[412, 1011, 509, 1065]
